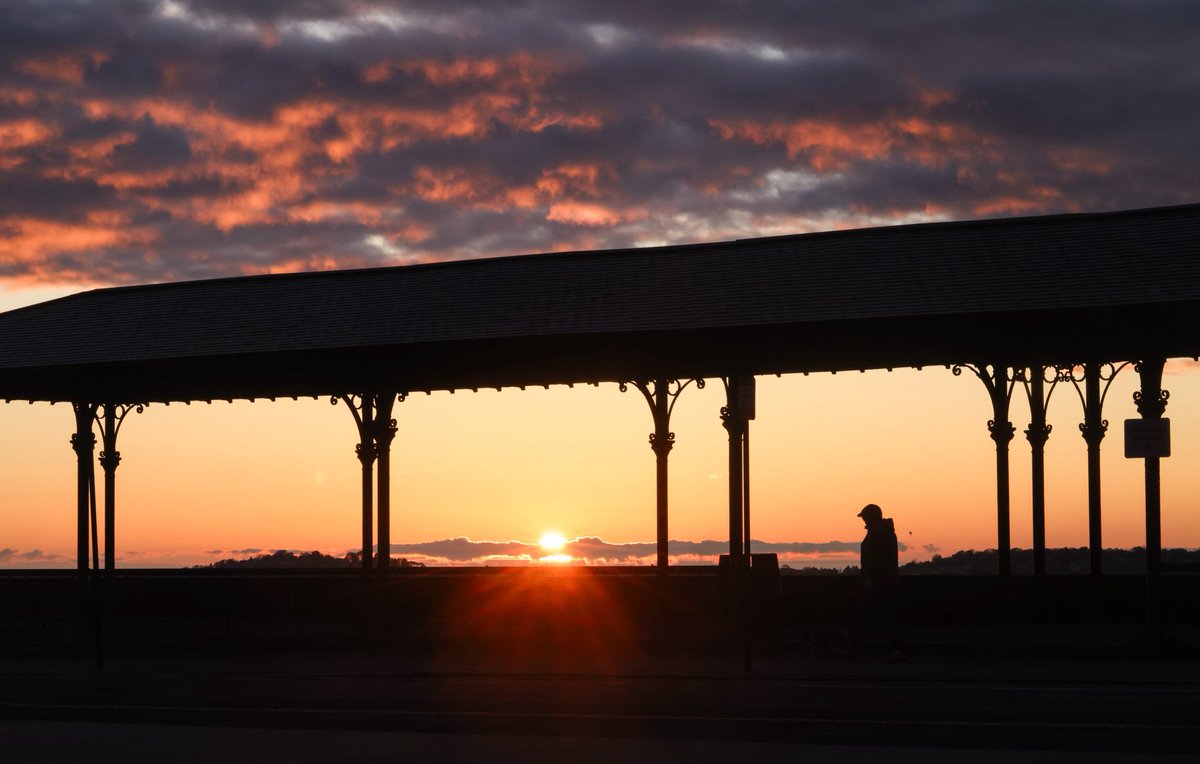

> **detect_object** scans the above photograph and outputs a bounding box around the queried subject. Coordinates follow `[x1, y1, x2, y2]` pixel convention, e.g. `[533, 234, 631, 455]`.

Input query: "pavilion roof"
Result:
[2, 204, 1198, 402]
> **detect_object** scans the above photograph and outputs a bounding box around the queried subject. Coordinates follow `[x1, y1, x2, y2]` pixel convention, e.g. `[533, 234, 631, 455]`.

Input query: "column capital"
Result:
[1134, 359, 1170, 419]
[720, 405, 746, 435]
[1024, 423, 1052, 448]
[1134, 388, 1169, 419]
[98, 449, 122, 472]
[649, 430, 675, 457]
[70, 431, 96, 455]
[988, 419, 1015, 444]
[355, 441, 376, 464]
[1078, 419, 1108, 446]
[373, 417, 398, 449]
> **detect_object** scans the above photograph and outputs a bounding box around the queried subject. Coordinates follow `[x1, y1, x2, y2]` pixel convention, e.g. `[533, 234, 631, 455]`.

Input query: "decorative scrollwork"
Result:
[1055, 364, 1085, 384]
[1016, 365, 1059, 443]
[623, 379, 704, 452]
[1059, 361, 1132, 437]
[668, 377, 705, 396]
[954, 363, 1019, 436]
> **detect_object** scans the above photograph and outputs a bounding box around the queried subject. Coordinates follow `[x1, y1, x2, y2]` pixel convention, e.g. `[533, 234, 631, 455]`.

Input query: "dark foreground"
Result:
[1, 569, 1197, 759]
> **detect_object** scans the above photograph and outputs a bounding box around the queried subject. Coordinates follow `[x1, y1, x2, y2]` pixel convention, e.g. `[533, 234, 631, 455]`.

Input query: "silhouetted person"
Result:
[851, 503, 904, 657]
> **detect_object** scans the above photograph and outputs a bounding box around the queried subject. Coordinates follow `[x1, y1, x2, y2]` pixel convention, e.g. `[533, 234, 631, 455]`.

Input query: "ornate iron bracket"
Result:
[335, 394, 386, 464]
[1055, 361, 1131, 445]
[952, 363, 1017, 444]
[374, 392, 402, 448]
[620, 378, 705, 456]
[1015, 366, 1058, 447]
[94, 403, 145, 473]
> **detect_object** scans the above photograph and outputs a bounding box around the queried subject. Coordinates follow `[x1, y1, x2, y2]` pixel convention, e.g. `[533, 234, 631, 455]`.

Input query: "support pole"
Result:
[340, 395, 376, 573]
[988, 364, 1016, 577]
[96, 405, 132, 572]
[375, 393, 398, 574]
[1081, 363, 1107, 576]
[71, 403, 96, 573]
[649, 379, 673, 569]
[721, 376, 755, 674]
[1023, 369, 1051, 578]
[743, 424, 751, 558]
[1135, 358, 1168, 635]
[1062, 361, 1130, 576]
[101, 405, 118, 571]
[721, 380, 745, 564]
[955, 363, 1016, 576]
[359, 397, 375, 572]
[625, 378, 702, 570]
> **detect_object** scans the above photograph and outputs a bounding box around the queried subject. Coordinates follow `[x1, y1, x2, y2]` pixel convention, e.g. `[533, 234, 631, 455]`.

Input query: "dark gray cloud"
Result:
[1, 0, 1197, 286]
[0, 547, 64, 563]
[110, 120, 193, 171]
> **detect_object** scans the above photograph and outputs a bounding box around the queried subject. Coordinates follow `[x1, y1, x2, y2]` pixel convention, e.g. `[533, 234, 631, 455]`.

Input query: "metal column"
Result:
[341, 395, 375, 573]
[1021, 367, 1054, 578]
[95, 403, 141, 572]
[100, 405, 118, 572]
[650, 380, 673, 568]
[721, 381, 745, 564]
[375, 393, 398, 574]
[954, 363, 1015, 576]
[1134, 358, 1168, 635]
[1082, 364, 1106, 575]
[988, 365, 1016, 577]
[1061, 361, 1129, 577]
[71, 403, 96, 572]
[625, 378, 703, 569]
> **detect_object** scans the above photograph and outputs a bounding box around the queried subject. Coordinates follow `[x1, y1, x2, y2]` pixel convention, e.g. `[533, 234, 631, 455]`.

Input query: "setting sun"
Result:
[539, 531, 567, 552]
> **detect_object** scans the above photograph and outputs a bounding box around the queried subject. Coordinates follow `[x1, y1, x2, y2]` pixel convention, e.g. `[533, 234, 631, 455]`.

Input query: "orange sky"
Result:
[2, 284, 1197, 568]
[2, 4, 1199, 567]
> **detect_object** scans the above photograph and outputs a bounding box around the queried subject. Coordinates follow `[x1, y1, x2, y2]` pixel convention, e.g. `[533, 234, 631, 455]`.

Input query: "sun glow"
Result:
[538, 531, 567, 552]
[537, 531, 574, 563]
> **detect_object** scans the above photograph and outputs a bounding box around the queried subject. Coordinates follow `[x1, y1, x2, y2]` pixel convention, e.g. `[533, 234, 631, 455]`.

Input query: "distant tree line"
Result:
[197, 550, 425, 569]
[900, 547, 1200, 576]
[783, 547, 1200, 575]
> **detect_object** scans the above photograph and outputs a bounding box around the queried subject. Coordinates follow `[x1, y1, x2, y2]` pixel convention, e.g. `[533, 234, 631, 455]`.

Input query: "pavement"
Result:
[2, 622, 1198, 761]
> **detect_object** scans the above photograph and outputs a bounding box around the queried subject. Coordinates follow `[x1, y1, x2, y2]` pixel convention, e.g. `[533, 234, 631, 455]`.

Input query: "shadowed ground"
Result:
[2, 569, 1197, 758]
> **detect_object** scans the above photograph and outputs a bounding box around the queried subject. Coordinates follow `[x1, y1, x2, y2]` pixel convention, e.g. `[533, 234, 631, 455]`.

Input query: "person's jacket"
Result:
[861, 517, 899, 585]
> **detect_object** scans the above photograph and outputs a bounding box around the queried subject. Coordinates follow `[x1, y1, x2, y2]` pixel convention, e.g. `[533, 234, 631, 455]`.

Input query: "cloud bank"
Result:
[2, 1, 1198, 287]
[384, 536, 899, 566]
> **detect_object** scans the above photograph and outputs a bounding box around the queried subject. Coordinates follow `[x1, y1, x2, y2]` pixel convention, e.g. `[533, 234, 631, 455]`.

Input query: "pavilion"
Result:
[1, 203, 1196, 590]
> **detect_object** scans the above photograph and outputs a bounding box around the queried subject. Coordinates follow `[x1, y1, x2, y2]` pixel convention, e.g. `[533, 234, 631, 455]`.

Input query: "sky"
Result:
[1, 1, 1198, 567]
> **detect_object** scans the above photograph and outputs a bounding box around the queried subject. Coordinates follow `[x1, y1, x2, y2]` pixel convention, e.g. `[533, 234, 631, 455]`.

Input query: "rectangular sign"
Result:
[1125, 418, 1170, 459]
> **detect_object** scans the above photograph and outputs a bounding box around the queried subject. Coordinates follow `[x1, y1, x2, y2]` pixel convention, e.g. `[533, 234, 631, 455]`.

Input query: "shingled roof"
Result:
[1, 204, 1198, 402]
